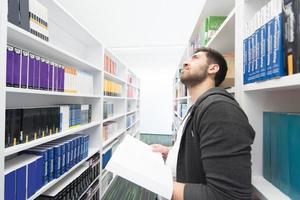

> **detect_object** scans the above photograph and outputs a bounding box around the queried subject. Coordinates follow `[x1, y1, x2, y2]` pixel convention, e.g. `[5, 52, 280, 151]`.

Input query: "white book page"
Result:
[105, 134, 173, 199]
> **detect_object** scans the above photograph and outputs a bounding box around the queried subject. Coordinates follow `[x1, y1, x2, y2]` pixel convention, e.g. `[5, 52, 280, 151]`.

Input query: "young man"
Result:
[152, 47, 255, 200]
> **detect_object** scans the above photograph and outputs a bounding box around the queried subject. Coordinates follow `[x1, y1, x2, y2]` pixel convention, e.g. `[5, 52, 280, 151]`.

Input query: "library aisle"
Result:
[1, 0, 300, 199]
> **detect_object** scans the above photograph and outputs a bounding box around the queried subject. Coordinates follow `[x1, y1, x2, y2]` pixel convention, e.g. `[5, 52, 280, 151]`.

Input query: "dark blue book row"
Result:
[263, 112, 300, 199]
[5, 134, 89, 200]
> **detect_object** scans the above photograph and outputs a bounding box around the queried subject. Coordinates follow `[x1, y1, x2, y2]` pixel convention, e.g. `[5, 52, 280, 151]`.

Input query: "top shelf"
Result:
[243, 74, 300, 92]
[205, 8, 235, 54]
[189, 0, 235, 42]
[7, 23, 101, 73]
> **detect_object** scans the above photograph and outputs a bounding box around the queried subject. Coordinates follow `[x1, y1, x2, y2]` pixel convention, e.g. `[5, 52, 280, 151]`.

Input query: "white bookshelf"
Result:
[173, 0, 296, 199]
[1, 0, 141, 199]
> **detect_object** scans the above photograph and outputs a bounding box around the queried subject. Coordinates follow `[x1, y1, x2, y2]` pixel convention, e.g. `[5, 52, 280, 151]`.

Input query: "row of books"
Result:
[127, 72, 139, 87]
[8, 0, 49, 41]
[263, 112, 300, 199]
[126, 114, 137, 129]
[5, 134, 89, 200]
[243, 0, 285, 84]
[5, 104, 92, 148]
[102, 121, 118, 141]
[127, 86, 137, 98]
[38, 153, 100, 200]
[175, 82, 188, 98]
[175, 103, 188, 119]
[104, 55, 119, 76]
[104, 79, 123, 97]
[103, 102, 114, 119]
[127, 101, 138, 113]
[190, 16, 227, 53]
[6, 45, 94, 94]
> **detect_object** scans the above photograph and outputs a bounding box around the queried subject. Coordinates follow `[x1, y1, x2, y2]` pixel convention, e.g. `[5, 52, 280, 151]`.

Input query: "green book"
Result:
[206, 16, 227, 43]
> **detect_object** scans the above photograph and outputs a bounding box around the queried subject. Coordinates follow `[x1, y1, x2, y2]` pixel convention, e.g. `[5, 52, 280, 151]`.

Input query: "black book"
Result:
[22, 108, 34, 143]
[10, 109, 22, 145]
[19, 0, 30, 31]
[8, 0, 19, 26]
[5, 109, 12, 147]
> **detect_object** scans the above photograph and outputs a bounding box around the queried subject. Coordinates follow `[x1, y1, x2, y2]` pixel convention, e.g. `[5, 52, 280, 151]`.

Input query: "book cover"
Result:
[28, 53, 35, 89]
[263, 112, 271, 182]
[34, 56, 40, 89]
[16, 166, 26, 200]
[266, 1, 275, 79]
[21, 50, 29, 88]
[272, 0, 286, 78]
[260, 5, 268, 81]
[5, 171, 15, 200]
[6, 45, 14, 87]
[8, 0, 19, 26]
[13, 48, 21, 88]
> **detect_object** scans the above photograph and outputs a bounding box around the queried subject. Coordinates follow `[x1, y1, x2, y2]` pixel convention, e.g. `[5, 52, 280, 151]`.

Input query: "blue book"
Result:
[35, 146, 54, 181]
[5, 171, 16, 200]
[6, 45, 14, 87]
[25, 148, 49, 184]
[263, 112, 271, 181]
[260, 21, 267, 81]
[27, 159, 37, 198]
[266, 16, 274, 79]
[272, 12, 286, 78]
[248, 33, 255, 83]
[41, 144, 61, 178]
[288, 114, 300, 199]
[47, 141, 66, 175]
[16, 166, 26, 200]
[255, 25, 261, 82]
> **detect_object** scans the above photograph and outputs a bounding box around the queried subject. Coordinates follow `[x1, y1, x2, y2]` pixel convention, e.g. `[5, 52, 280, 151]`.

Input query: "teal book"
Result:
[263, 112, 271, 181]
[288, 114, 300, 199]
[278, 113, 289, 196]
[270, 112, 280, 188]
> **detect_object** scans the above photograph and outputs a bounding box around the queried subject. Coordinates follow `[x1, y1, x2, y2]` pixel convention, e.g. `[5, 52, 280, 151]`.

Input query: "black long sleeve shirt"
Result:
[176, 88, 255, 200]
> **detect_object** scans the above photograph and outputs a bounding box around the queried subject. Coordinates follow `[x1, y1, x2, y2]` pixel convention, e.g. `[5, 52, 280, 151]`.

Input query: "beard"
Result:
[180, 68, 208, 87]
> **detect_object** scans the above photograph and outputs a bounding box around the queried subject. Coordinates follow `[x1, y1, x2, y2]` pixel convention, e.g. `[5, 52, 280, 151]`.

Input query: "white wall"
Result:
[111, 47, 185, 134]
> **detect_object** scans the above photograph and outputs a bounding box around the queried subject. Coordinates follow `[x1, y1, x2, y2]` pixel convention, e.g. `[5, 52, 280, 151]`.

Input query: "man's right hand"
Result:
[151, 144, 170, 160]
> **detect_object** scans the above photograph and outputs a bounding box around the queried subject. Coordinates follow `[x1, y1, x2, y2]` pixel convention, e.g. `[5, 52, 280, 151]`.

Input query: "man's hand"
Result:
[172, 182, 185, 200]
[150, 144, 170, 160]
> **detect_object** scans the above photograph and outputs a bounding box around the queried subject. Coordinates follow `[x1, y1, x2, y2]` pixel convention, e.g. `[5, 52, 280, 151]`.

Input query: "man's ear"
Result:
[208, 64, 219, 75]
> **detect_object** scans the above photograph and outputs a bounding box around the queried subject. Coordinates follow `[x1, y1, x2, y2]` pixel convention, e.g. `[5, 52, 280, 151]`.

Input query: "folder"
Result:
[8, 0, 19, 26]
[6, 45, 14, 87]
[21, 50, 29, 88]
[34, 56, 40, 89]
[49, 61, 54, 91]
[13, 48, 21, 88]
[28, 53, 35, 89]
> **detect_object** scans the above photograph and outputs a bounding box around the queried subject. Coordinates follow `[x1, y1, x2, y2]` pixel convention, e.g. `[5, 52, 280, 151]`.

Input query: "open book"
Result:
[105, 134, 173, 199]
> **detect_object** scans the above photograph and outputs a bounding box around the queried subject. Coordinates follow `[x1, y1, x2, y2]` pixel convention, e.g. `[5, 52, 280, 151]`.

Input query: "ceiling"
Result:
[59, 0, 203, 69]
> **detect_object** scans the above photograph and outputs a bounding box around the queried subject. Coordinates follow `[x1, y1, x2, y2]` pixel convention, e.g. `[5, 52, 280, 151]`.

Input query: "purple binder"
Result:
[28, 53, 35, 89]
[6, 45, 14, 87]
[40, 58, 46, 90]
[21, 50, 29, 88]
[34, 56, 40, 89]
[45, 60, 50, 90]
[54, 63, 58, 91]
[13, 48, 21, 88]
[49, 62, 54, 91]
[58, 65, 62, 92]
[61, 66, 65, 92]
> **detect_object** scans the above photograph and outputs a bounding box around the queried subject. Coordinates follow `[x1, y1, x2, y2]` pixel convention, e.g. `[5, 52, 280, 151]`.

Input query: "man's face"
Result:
[180, 51, 209, 87]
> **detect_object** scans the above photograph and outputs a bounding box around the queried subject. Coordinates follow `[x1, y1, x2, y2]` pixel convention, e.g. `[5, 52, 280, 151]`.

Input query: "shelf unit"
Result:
[173, 0, 295, 199]
[1, 1, 140, 199]
[100, 48, 141, 197]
